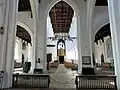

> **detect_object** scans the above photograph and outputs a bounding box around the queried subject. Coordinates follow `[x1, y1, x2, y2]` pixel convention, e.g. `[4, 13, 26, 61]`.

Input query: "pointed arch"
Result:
[17, 21, 33, 44]
[45, 0, 79, 17]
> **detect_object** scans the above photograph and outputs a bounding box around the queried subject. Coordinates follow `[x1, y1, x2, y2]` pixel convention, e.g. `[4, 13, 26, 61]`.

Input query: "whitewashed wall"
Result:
[92, 6, 109, 41]
[18, 12, 34, 32]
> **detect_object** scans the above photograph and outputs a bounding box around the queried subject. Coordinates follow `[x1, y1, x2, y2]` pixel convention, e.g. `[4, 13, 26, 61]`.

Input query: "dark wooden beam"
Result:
[95, 0, 108, 6]
[49, 1, 74, 33]
[18, 0, 31, 12]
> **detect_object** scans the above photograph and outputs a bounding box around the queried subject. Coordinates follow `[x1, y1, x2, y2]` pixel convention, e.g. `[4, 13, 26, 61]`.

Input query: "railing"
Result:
[0, 71, 4, 89]
[75, 75, 117, 90]
[12, 74, 50, 88]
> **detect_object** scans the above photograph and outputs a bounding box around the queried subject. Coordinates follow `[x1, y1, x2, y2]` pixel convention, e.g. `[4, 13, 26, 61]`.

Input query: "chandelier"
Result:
[48, 33, 77, 42]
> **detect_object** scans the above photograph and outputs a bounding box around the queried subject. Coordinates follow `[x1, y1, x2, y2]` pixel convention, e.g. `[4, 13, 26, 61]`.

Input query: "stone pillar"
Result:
[86, 0, 96, 67]
[19, 39, 22, 62]
[78, 0, 93, 71]
[27, 43, 34, 73]
[0, 0, 18, 88]
[14, 37, 20, 62]
[107, 0, 120, 89]
[77, 14, 82, 73]
[0, 0, 5, 70]
[103, 38, 107, 63]
[35, 1, 47, 72]
[28, 43, 32, 61]
[25, 43, 28, 62]
[15, 38, 22, 62]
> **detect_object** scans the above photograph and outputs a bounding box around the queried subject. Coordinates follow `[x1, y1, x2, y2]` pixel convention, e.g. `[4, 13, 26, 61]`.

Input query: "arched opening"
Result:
[13, 25, 32, 74]
[12, 0, 35, 74]
[46, 0, 78, 70]
[94, 23, 114, 74]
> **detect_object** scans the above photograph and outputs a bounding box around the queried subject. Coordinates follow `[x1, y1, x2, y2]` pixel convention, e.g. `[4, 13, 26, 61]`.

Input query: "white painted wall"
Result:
[18, 12, 34, 33]
[92, 6, 109, 40]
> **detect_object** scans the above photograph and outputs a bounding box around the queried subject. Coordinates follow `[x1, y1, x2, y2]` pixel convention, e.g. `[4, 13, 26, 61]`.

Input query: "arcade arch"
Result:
[13, 25, 33, 73]
[46, 0, 79, 70]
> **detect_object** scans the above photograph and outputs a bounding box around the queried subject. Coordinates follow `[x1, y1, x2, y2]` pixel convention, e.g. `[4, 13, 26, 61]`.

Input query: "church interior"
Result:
[0, 0, 120, 89]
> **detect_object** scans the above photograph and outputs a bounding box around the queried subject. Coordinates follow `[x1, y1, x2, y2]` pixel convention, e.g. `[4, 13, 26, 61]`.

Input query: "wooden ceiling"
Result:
[49, 1, 74, 33]
[95, 0, 108, 6]
[18, 0, 31, 12]
[94, 23, 110, 44]
[16, 25, 31, 44]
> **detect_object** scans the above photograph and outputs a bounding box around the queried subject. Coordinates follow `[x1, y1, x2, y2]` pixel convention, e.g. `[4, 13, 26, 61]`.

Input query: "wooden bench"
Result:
[12, 74, 50, 88]
[75, 75, 117, 89]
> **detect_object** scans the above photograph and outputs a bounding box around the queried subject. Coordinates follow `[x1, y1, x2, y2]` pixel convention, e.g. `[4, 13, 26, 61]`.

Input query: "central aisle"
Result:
[49, 64, 77, 88]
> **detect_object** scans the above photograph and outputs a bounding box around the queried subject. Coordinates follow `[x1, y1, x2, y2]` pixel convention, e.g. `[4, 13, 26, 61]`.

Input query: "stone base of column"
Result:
[116, 76, 120, 90]
[2, 72, 12, 89]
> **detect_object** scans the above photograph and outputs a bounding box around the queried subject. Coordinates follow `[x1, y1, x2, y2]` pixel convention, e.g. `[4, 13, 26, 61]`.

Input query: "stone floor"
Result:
[49, 64, 77, 88]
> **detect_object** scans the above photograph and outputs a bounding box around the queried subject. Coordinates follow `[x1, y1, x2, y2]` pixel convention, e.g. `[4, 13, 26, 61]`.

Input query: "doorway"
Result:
[59, 56, 64, 64]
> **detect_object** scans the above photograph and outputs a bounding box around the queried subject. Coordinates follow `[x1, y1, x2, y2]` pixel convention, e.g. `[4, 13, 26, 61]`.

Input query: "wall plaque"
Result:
[82, 56, 91, 65]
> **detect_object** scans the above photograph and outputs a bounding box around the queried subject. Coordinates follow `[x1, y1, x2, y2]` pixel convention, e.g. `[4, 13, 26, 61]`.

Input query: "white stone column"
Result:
[25, 43, 28, 61]
[0, 0, 5, 70]
[0, 0, 18, 88]
[14, 37, 20, 62]
[77, 14, 82, 73]
[77, 0, 93, 71]
[28, 43, 32, 61]
[104, 37, 107, 63]
[28, 43, 34, 73]
[86, 0, 96, 67]
[34, 1, 47, 72]
[19, 39, 22, 62]
[16, 38, 19, 60]
[107, 0, 120, 89]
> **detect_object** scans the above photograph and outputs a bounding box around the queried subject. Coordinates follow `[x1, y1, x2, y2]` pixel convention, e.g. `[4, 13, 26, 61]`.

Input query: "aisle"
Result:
[49, 64, 78, 88]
